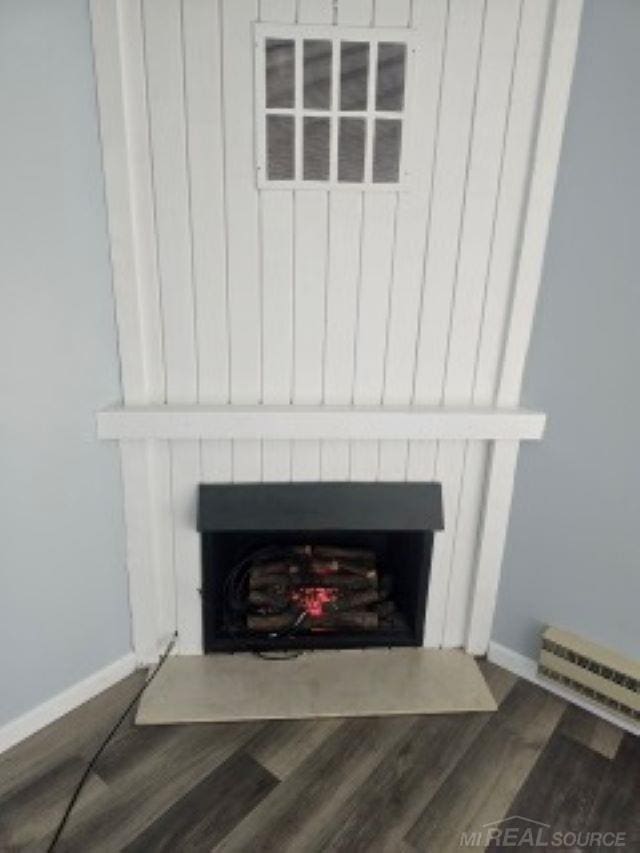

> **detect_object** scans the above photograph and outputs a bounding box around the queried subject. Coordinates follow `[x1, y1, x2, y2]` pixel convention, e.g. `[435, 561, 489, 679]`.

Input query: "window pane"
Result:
[373, 119, 402, 183]
[338, 118, 366, 182]
[267, 114, 294, 180]
[304, 117, 330, 181]
[376, 43, 406, 112]
[340, 42, 369, 111]
[266, 39, 295, 108]
[304, 40, 332, 110]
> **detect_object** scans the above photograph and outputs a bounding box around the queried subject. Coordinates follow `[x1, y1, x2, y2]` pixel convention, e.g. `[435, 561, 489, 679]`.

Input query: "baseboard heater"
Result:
[538, 627, 639, 725]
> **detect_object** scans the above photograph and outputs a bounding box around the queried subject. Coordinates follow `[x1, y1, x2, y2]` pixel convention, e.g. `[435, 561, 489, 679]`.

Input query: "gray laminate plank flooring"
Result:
[0, 662, 636, 852]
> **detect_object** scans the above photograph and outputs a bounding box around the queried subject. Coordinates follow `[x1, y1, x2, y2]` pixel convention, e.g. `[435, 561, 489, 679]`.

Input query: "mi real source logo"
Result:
[459, 816, 627, 848]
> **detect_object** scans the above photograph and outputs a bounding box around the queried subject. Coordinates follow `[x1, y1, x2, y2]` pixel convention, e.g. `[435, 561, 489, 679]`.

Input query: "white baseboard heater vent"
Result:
[539, 627, 639, 725]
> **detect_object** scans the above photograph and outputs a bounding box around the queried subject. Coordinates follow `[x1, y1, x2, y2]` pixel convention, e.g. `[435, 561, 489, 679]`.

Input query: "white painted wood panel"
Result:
[222, 0, 261, 404]
[443, 0, 522, 405]
[93, 0, 583, 657]
[170, 441, 202, 652]
[118, 0, 165, 403]
[119, 441, 158, 661]
[183, 0, 229, 404]
[143, 0, 197, 403]
[473, 0, 551, 405]
[412, 0, 486, 405]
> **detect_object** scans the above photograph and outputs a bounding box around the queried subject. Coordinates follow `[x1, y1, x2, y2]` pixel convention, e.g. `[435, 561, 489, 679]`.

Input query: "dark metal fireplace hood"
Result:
[197, 482, 444, 533]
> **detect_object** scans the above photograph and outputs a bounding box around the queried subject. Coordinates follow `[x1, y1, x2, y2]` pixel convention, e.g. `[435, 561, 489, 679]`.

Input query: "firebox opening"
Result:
[198, 482, 442, 654]
[201, 528, 432, 652]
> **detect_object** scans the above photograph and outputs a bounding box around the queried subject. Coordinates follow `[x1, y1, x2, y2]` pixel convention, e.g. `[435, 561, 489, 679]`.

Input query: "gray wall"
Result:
[492, 0, 640, 662]
[0, 0, 130, 726]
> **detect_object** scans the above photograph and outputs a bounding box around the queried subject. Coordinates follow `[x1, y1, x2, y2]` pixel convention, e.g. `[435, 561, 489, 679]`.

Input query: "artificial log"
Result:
[310, 559, 376, 581]
[313, 546, 376, 564]
[310, 611, 378, 630]
[247, 612, 299, 633]
[327, 588, 380, 612]
[249, 573, 292, 590]
[248, 590, 288, 609]
[247, 610, 378, 632]
[249, 561, 296, 579]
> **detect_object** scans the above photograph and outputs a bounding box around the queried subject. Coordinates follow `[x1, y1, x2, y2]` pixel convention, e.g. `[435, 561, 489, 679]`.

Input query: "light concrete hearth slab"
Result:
[136, 648, 497, 724]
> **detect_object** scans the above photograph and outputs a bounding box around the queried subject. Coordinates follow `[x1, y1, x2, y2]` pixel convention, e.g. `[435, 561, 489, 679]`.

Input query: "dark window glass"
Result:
[340, 41, 369, 111]
[338, 118, 366, 182]
[372, 119, 402, 183]
[376, 43, 406, 112]
[304, 40, 332, 110]
[266, 39, 295, 108]
[267, 114, 294, 180]
[304, 117, 330, 180]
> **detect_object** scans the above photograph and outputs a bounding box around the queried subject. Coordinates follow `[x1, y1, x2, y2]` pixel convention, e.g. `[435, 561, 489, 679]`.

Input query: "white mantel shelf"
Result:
[97, 405, 546, 442]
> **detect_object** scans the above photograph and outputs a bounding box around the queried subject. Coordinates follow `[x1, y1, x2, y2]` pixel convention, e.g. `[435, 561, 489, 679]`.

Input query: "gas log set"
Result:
[228, 545, 403, 637]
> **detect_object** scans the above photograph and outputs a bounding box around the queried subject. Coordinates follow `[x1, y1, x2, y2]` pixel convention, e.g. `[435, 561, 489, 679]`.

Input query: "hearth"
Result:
[198, 483, 443, 652]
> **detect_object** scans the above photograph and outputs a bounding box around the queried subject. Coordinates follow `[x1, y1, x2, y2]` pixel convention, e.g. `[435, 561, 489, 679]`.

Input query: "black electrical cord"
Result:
[46, 632, 177, 852]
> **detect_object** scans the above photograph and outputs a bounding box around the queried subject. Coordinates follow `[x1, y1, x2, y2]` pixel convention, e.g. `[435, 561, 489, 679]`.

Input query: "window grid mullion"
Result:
[364, 40, 378, 185]
[294, 36, 303, 182]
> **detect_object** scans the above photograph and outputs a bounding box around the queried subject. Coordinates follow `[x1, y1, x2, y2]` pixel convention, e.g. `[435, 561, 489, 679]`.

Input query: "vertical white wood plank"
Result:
[90, 0, 152, 403]
[261, 0, 296, 19]
[292, 122, 329, 399]
[232, 439, 263, 482]
[377, 440, 408, 482]
[498, 0, 583, 406]
[222, 0, 261, 403]
[442, 441, 488, 646]
[119, 441, 158, 661]
[412, 0, 485, 405]
[143, 0, 197, 402]
[382, 0, 448, 407]
[293, 0, 332, 474]
[474, 0, 551, 405]
[183, 0, 229, 404]
[349, 442, 379, 482]
[443, 0, 522, 404]
[118, 0, 165, 402]
[170, 441, 202, 653]
[222, 0, 262, 478]
[263, 440, 293, 481]
[374, 0, 410, 27]
[201, 439, 233, 482]
[321, 1, 365, 479]
[466, 440, 519, 654]
[291, 440, 322, 481]
[335, 0, 376, 482]
[147, 440, 176, 642]
[324, 194, 362, 404]
[366, 0, 412, 474]
[406, 439, 437, 482]
[423, 441, 466, 647]
[321, 440, 350, 481]
[262, 192, 294, 404]
[260, 0, 296, 482]
[353, 195, 398, 405]
[335, 0, 372, 25]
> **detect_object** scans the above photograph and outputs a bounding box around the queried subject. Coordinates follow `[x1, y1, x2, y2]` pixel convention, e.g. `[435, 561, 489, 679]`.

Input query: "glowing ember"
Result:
[290, 586, 337, 618]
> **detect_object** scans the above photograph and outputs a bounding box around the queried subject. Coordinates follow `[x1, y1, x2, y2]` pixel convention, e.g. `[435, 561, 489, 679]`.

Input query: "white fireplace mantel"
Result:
[98, 405, 546, 442]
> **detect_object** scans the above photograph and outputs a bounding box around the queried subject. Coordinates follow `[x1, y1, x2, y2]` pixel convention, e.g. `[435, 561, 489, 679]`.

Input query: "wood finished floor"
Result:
[0, 660, 637, 852]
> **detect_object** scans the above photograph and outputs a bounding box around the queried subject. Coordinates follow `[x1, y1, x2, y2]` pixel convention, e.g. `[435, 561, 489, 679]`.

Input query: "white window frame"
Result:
[254, 23, 417, 192]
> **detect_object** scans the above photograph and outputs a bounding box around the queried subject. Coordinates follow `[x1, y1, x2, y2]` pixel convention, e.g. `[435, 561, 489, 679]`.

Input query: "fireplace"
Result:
[198, 483, 443, 652]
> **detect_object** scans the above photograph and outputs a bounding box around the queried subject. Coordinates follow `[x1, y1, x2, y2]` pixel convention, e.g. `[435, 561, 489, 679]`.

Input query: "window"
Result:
[255, 25, 414, 190]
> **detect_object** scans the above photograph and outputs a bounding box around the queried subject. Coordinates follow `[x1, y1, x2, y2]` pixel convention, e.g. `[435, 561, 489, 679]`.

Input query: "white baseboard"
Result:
[0, 652, 138, 755]
[488, 641, 639, 737]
